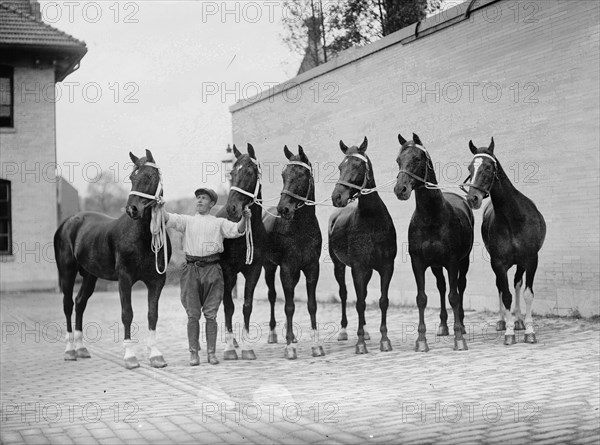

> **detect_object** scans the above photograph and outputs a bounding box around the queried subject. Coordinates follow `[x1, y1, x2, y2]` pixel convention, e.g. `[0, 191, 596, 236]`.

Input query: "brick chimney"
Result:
[1, 0, 40, 19]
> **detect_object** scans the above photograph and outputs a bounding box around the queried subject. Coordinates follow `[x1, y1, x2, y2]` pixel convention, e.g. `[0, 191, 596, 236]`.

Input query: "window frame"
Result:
[0, 179, 12, 255]
[0, 65, 14, 128]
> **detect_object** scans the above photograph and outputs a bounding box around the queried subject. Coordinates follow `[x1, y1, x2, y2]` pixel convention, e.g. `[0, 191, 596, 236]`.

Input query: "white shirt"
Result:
[166, 213, 243, 257]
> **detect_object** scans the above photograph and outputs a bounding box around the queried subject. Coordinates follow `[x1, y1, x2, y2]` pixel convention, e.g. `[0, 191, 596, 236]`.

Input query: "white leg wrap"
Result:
[224, 332, 235, 351]
[339, 327, 347, 336]
[65, 332, 75, 352]
[74, 330, 84, 350]
[240, 331, 251, 351]
[311, 329, 321, 347]
[524, 288, 535, 334]
[498, 292, 505, 321]
[147, 330, 162, 358]
[505, 307, 515, 336]
[514, 280, 523, 319]
[123, 340, 137, 360]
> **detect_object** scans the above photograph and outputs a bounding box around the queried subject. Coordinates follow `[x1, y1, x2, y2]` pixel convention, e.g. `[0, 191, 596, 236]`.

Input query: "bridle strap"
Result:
[335, 153, 370, 200]
[128, 162, 164, 208]
[397, 144, 433, 189]
[280, 160, 314, 209]
[459, 153, 498, 197]
[229, 157, 262, 201]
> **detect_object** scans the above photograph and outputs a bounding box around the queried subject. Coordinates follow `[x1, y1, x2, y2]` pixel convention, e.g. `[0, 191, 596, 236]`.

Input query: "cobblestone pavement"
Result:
[1, 286, 599, 444]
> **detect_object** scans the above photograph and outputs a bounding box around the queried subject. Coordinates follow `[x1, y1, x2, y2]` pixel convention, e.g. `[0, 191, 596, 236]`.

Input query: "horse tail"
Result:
[53, 215, 80, 292]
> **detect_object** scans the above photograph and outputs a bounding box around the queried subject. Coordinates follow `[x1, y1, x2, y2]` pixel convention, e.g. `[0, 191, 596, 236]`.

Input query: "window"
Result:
[0, 180, 11, 255]
[0, 66, 14, 128]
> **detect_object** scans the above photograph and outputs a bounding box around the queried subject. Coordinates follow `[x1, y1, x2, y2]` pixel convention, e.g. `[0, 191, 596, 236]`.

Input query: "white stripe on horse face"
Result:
[472, 157, 484, 184]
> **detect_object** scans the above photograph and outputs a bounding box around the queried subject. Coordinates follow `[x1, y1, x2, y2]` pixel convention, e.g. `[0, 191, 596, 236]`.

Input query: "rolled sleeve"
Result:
[221, 219, 244, 239]
[166, 213, 189, 233]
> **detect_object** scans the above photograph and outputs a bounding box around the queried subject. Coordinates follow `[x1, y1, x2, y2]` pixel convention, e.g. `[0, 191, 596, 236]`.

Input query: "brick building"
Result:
[231, 0, 600, 316]
[0, 0, 86, 291]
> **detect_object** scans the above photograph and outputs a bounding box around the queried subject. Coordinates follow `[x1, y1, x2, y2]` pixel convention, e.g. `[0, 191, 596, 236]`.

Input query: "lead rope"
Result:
[150, 204, 168, 274]
[244, 206, 254, 265]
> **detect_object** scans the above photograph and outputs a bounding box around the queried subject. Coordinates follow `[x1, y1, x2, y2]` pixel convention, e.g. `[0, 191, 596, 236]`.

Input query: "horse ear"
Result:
[398, 134, 407, 146]
[145, 149, 155, 163]
[129, 152, 139, 165]
[469, 140, 477, 154]
[412, 133, 422, 146]
[247, 143, 256, 159]
[339, 140, 349, 154]
[283, 145, 294, 160]
[297, 145, 307, 161]
[233, 144, 242, 159]
[359, 136, 368, 152]
[489, 137, 495, 154]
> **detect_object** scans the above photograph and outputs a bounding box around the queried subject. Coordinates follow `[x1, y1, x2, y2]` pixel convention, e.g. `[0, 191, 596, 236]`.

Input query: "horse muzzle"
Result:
[126, 205, 141, 219]
[277, 204, 295, 220]
[466, 193, 483, 210]
[394, 183, 412, 201]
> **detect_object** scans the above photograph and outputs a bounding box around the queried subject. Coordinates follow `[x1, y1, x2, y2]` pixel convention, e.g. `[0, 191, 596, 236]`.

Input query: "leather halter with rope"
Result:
[336, 153, 397, 201]
[459, 153, 498, 198]
[280, 160, 314, 209]
[128, 162, 169, 274]
[396, 143, 440, 190]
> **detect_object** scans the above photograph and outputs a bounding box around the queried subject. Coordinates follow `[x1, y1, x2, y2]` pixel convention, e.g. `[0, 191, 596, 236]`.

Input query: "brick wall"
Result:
[0, 66, 58, 291]
[231, 0, 600, 316]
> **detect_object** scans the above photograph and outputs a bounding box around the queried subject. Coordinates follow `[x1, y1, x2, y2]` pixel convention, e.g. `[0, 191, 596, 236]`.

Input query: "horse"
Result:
[217, 143, 267, 360]
[329, 137, 397, 354]
[394, 133, 474, 352]
[465, 137, 546, 344]
[263, 145, 324, 359]
[53, 149, 171, 369]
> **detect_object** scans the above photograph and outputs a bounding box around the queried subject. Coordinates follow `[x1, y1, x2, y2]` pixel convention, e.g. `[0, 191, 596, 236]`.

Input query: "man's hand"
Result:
[242, 208, 252, 220]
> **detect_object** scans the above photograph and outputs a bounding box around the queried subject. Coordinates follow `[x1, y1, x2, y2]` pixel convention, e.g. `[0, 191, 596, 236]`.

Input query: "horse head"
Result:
[332, 136, 371, 207]
[126, 149, 162, 220]
[394, 132, 431, 200]
[466, 137, 497, 210]
[227, 143, 260, 222]
[278, 145, 313, 220]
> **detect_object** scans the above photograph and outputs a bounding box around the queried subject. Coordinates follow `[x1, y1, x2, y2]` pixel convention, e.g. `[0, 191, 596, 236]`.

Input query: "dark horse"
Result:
[465, 138, 546, 344]
[218, 143, 266, 360]
[394, 133, 474, 351]
[263, 145, 324, 359]
[329, 137, 397, 354]
[54, 150, 171, 369]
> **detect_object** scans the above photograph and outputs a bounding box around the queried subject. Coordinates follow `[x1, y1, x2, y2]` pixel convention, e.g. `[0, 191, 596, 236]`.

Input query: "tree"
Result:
[83, 170, 128, 217]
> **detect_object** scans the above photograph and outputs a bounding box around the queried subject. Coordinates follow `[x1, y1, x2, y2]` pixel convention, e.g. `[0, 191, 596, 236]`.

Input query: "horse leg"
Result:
[280, 264, 301, 359]
[73, 272, 97, 358]
[118, 275, 139, 369]
[332, 255, 349, 341]
[378, 262, 394, 352]
[60, 266, 78, 361]
[457, 257, 470, 335]
[412, 258, 429, 352]
[495, 274, 506, 331]
[240, 264, 262, 360]
[146, 279, 167, 368]
[222, 266, 238, 360]
[265, 263, 278, 344]
[304, 262, 324, 357]
[523, 258, 539, 344]
[513, 265, 526, 331]
[448, 263, 467, 351]
[492, 261, 515, 345]
[351, 266, 372, 354]
[432, 267, 448, 336]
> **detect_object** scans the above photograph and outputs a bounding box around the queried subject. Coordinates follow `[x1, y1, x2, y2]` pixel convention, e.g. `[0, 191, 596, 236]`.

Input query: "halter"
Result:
[459, 153, 498, 198]
[127, 161, 168, 274]
[396, 144, 438, 189]
[128, 162, 165, 208]
[229, 157, 262, 202]
[336, 153, 371, 201]
[280, 160, 313, 209]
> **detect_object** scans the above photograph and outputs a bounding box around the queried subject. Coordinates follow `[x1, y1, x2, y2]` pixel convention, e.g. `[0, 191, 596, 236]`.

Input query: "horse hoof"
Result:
[242, 350, 256, 360]
[363, 331, 371, 341]
[380, 340, 393, 352]
[496, 320, 506, 331]
[415, 340, 429, 353]
[232, 338, 239, 348]
[292, 335, 298, 344]
[454, 338, 468, 351]
[150, 355, 167, 368]
[124, 357, 140, 370]
[311, 346, 325, 357]
[504, 335, 516, 345]
[514, 319, 526, 330]
[64, 350, 77, 361]
[337, 331, 348, 341]
[267, 332, 278, 344]
[285, 347, 297, 360]
[436, 325, 449, 336]
[76, 347, 91, 358]
[223, 350, 238, 360]
[355, 343, 368, 354]
[524, 333, 537, 344]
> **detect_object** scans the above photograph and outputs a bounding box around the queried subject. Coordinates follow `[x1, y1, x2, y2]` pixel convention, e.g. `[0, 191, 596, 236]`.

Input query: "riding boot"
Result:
[206, 318, 219, 365]
[188, 318, 200, 366]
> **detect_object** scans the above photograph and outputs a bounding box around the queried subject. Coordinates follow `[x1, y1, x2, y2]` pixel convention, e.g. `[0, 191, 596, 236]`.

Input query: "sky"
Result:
[41, 0, 303, 200]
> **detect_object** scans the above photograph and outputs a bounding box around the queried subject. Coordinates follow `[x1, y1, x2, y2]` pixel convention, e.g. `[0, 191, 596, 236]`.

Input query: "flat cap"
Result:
[194, 187, 218, 203]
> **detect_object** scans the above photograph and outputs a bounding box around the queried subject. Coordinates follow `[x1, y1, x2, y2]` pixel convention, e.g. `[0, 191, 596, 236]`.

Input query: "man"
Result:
[165, 188, 249, 365]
